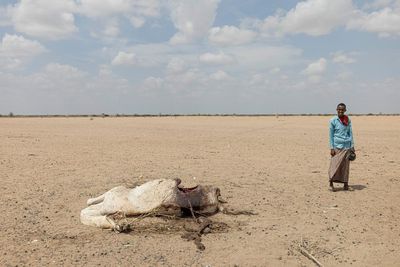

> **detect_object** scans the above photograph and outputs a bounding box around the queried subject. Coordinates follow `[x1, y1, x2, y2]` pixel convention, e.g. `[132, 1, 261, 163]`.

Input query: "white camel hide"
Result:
[80, 179, 221, 230]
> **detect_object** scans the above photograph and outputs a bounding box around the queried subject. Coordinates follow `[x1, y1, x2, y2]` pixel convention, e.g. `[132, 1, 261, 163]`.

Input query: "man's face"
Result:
[336, 106, 346, 117]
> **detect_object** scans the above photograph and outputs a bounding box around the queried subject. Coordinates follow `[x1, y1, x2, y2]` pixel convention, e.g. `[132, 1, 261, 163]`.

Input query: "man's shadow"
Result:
[331, 184, 367, 192]
[350, 184, 367, 191]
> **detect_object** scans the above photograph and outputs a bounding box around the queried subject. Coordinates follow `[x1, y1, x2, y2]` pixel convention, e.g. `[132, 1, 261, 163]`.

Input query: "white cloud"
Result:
[77, 0, 161, 35]
[0, 63, 133, 114]
[44, 63, 85, 79]
[332, 51, 356, 64]
[208, 26, 257, 46]
[130, 16, 145, 28]
[210, 70, 230, 81]
[166, 57, 186, 74]
[347, 7, 400, 37]
[141, 67, 232, 96]
[0, 34, 46, 70]
[260, 0, 354, 36]
[307, 75, 322, 83]
[78, 0, 131, 18]
[99, 19, 120, 37]
[103, 19, 120, 37]
[6, 63, 86, 97]
[109, 43, 180, 69]
[111, 51, 136, 66]
[142, 76, 163, 90]
[78, 0, 160, 18]
[302, 58, 327, 75]
[98, 64, 113, 76]
[270, 67, 281, 74]
[224, 45, 303, 71]
[249, 74, 268, 86]
[0, 34, 45, 58]
[302, 57, 327, 84]
[199, 52, 235, 65]
[169, 0, 220, 44]
[126, 43, 302, 91]
[165, 68, 207, 88]
[9, 0, 78, 40]
[249, 72, 293, 87]
[337, 71, 353, 80]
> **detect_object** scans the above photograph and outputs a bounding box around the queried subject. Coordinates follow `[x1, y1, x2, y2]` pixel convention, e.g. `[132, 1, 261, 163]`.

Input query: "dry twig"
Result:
[298, 240, 323, 267]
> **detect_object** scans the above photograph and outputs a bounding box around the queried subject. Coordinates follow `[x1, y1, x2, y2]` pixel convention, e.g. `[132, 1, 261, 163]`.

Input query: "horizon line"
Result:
[1, 113, 399, 118]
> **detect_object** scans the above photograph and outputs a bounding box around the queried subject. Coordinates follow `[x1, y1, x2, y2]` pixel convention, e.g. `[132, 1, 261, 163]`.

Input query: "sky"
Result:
[0, 0, 399, 115]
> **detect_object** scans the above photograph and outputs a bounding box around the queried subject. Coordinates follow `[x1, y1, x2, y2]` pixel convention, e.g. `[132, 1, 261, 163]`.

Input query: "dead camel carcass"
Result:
[80, 179, 224, 231]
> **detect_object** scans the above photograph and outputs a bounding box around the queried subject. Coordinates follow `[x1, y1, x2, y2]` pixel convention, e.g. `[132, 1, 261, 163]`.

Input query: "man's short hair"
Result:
[337, 103, 346, 109]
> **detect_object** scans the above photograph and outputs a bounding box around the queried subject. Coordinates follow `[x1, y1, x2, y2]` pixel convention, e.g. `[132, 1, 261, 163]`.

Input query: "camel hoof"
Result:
[114, 222, 132, 233]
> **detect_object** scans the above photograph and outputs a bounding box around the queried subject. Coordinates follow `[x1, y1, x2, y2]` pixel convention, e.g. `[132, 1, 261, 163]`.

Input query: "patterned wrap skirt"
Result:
[329, 149, 351, 183]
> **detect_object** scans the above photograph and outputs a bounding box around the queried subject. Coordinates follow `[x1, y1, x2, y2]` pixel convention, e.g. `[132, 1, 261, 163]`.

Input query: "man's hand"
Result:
[330, 149, 336, 157]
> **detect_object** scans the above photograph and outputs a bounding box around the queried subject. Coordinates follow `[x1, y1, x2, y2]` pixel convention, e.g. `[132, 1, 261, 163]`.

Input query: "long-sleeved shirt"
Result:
[329, 116, 354, 149]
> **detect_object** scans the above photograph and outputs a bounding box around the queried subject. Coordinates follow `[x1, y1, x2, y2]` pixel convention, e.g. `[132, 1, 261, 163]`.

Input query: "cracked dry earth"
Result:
[1, 116, 399, 266]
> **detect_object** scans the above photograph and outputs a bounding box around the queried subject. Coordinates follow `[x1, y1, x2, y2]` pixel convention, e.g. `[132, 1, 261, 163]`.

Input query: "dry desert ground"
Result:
[1, 116, 399, 266]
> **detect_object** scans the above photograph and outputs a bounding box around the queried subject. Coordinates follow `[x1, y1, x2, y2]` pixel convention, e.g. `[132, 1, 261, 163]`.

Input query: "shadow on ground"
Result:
[350, 184, 367, 191]
[331, 184, 367, 192]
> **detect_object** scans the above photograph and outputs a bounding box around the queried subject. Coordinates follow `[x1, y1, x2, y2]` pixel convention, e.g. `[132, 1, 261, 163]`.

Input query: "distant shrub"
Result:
[9, 112, 14, 117]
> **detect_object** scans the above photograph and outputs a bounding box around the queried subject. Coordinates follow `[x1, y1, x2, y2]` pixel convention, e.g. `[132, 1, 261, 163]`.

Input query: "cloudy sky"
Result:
[0, 0, 399, 114]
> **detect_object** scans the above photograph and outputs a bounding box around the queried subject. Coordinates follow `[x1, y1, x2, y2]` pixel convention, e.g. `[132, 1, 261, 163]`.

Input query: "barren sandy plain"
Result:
[1, 116, 399, 266]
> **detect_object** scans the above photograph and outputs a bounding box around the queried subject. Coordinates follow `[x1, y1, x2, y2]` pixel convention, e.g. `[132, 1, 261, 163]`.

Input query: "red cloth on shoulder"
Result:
[339, 115, 349, 126]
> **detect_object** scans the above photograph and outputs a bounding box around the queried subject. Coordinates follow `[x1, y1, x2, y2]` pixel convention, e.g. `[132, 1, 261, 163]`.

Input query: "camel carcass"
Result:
[80, 179, 222, 231]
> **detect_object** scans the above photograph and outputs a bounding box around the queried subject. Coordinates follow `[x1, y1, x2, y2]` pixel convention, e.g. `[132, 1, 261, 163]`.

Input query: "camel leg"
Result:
[80, 204, 115, 229]
[87, 192, 107, 206]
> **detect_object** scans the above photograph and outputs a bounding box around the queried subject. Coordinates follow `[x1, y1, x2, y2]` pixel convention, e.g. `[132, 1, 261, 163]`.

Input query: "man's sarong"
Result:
[329, 149, 350, 183]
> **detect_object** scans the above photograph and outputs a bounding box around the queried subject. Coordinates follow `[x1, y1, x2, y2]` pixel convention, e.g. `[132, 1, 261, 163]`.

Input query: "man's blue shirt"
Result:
[329, 116, 354, 149]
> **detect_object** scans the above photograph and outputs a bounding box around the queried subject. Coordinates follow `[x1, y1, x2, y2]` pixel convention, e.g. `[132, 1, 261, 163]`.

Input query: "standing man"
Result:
[329, 103, 355, 191]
